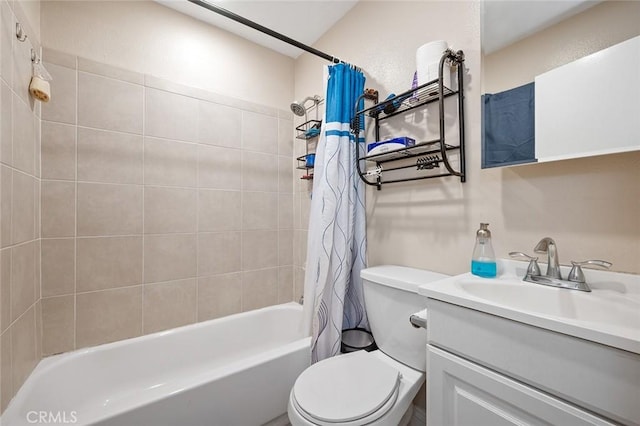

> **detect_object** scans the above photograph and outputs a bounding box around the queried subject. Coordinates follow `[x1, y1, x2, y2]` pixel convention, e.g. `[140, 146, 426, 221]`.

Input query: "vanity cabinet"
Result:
[428, 347, 614, 425]
[426, 300, 640, 425]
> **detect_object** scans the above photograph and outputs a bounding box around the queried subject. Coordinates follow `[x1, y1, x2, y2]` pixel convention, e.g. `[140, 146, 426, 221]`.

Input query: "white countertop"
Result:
[418, 259, 640, 354]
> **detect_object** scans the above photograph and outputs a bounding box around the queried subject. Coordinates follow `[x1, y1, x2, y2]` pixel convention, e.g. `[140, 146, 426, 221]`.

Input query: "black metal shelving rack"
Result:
[351, 49, 466, 190]
[295, 119, 322, 180]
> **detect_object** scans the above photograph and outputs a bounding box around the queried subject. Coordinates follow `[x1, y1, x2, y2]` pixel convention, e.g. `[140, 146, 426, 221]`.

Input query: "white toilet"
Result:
[288, 265, 449, 426]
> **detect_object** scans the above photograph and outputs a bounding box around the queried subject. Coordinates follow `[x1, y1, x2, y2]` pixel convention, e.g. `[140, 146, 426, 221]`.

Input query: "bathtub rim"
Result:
[46, 301, 305, 364]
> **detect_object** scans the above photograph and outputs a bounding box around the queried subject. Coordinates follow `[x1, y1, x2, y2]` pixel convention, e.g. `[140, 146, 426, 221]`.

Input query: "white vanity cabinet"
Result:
[428, 347, 615, 426]
[426, 300, 640, 426]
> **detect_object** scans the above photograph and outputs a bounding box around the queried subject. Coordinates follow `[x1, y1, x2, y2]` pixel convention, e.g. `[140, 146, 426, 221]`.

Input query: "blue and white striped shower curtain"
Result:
[302, 63, 369, 363]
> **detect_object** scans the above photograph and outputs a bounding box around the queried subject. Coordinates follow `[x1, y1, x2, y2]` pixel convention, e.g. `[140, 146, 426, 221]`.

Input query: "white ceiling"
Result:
[482, 0, 602, 54]
[156, 1, 602, 59]
[156, 0, 358, 58]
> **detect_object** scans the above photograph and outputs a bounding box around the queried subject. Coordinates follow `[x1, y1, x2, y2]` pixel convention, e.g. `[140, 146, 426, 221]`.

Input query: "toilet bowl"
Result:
[288, 350, 423, 426]
[288, 265, 450, 426]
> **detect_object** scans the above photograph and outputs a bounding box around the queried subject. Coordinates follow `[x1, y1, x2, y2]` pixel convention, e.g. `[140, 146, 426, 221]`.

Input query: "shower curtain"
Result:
[302, 63, 369, 363]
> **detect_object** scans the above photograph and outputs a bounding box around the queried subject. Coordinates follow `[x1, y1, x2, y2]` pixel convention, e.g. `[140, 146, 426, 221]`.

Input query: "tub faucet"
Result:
[534, 237, 562, 279]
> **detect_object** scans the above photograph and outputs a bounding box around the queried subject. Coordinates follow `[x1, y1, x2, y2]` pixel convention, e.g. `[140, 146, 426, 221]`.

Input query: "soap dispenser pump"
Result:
[471, 223, 497, 278]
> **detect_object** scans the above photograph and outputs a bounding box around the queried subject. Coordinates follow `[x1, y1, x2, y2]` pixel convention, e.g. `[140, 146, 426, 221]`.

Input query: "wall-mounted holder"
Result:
[15, 22, 40, 64]
[15, 22, 27, 42]
[351, 49, 466, 190]
[15, 20, 52, 102]
[295, 119, 322, 181]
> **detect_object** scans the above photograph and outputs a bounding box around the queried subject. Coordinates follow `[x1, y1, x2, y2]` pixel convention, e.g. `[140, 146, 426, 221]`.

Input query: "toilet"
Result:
[288, 265, 449, 426]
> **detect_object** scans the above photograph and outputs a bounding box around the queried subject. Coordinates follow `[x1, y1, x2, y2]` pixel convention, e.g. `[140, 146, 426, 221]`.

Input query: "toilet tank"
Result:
[361, 265, 449, 371]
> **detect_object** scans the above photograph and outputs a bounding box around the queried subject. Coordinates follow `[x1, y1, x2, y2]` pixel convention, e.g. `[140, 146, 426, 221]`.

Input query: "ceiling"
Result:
[156, 1, 601, 59]
[156, 0, 358, 58]
[482, 0, 602, 54]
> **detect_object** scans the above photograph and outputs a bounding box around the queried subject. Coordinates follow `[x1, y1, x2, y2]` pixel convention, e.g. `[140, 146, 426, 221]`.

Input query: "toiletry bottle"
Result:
[471, 223, 497, 278]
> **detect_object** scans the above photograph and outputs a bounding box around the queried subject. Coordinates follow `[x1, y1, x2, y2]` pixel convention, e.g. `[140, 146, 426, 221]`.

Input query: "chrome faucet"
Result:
[510, 238, 612, 292]
[534, 237, 562, 279]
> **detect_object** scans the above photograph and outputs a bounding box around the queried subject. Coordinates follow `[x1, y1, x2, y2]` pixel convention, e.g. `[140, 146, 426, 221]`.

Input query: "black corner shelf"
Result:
[295, 120, 321, 180]
[352, 49, 466, 190]
[295, 120, 322, 140]
[296, 154, 315, 169]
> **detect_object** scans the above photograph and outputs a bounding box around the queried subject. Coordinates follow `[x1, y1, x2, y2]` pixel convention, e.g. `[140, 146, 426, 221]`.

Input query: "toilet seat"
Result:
[291, 350, 402, 425]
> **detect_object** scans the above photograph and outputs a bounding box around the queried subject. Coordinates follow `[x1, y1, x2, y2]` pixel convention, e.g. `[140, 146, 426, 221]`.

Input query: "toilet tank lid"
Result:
[361, 265, 450, 293]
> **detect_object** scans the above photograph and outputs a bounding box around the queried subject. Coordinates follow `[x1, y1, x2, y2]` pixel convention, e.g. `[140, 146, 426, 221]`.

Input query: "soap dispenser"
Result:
[471, 223, 497, 278]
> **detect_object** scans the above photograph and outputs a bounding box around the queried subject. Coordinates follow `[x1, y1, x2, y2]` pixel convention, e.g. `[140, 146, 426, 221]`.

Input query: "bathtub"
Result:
[2, 302, 311, 426]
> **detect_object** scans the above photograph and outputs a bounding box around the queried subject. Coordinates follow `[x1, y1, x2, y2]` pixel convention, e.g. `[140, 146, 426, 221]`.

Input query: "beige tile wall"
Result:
[292, 111, 317, 302]
[39, 48, 296, 359]
[0, 0, 42, 412]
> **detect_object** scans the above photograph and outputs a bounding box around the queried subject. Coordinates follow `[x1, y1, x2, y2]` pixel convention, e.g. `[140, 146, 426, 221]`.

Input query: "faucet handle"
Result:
[568, 260, 612, 283]
[509, 252, 541, 277]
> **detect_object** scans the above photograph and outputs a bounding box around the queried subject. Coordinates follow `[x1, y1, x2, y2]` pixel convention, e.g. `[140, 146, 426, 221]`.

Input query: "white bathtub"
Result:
[2, 302, 311, 426]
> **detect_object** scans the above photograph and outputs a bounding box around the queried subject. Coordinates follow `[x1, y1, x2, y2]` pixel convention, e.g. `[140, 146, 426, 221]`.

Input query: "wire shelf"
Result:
[360, 139, 459, 163]
[295, 120, 322, 140]
[352, 49, 466, 189]
[357, 79, 457, 121]
[296, 154, 315, 170]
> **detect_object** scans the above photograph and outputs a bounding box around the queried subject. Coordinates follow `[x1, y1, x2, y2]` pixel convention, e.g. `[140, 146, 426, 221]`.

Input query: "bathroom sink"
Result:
[418, 259, 640, 354]
[457, 279, 640, 329]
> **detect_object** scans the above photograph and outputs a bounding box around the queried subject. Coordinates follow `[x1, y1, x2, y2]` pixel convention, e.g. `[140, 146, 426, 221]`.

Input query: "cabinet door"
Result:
[427, 346, 616, 426]
[534, 35, 640, 163]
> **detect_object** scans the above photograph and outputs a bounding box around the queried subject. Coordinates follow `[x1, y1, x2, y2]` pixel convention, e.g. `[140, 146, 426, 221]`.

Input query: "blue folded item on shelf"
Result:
[482, 82, 536, 168]
[305, 128, 321, 138]
[305, 153, 315, 167]
[367, 137, 415, 156]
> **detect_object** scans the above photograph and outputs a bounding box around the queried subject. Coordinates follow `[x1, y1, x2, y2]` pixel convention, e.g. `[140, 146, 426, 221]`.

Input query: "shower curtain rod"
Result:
[187, 0, 357, 68]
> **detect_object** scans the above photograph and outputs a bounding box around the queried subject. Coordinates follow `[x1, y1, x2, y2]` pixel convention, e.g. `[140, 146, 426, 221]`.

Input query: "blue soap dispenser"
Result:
[471, 223, 497, 278]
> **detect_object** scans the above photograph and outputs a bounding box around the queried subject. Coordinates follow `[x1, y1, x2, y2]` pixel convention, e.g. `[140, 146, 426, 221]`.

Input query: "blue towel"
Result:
[305, 128, 320, 138]
[482, 82, 536, 168]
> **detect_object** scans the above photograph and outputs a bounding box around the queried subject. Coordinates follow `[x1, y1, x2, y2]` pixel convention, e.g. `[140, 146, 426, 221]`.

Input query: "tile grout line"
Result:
[141, 83, 146, 336]
[291, 121, 297, 300]
[49, 267, 272, 299]
[195, 96, 200, 324]
[36, 56, 43, 360]
[39, 177, 283, 194]
[7, 149, 13, 334]
[239, 111, 245, 312]
[73, 57, 78, 352]
[276, 121, 281, 303]
[7, 23, 15, 396]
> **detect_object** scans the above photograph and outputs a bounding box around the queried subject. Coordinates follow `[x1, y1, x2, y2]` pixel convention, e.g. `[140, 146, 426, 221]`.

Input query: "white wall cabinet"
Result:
[425, 299, 640, 426]
[535, 35, 640, 163]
